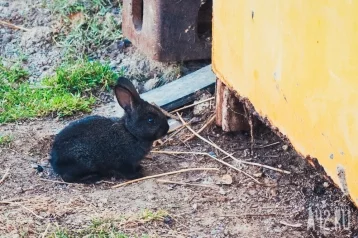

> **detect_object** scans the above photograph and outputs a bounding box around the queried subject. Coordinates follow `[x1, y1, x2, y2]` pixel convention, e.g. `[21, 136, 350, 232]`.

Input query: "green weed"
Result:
[49, 226, 147, 238]
[0, 61, 29, 83]
[140, 209, 169, 222]
[49, 0, 122, 59]
[0, 135, 13, 146]
[0, 60, 119, 124]
[46, 209, 168, 238]
[49, 0, 110, 17]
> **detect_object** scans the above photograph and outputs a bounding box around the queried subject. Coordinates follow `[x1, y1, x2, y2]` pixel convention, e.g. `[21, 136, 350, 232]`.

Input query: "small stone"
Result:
[253, 172, 263, 178]
[219, 187, 226, 195]
[323, 182, 329, 188]
[220, 174, 233, 185]
[192, 203, 198, 210]
[282, 145, 289, 151]
[163, 215, 173, 225]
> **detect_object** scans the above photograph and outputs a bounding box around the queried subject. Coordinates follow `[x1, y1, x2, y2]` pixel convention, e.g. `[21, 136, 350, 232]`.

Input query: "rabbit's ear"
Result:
[114, 77, 140, 113]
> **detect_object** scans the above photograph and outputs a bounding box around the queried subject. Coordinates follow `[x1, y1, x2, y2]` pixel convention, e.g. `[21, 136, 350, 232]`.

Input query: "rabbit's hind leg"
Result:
[59, 165, 101, 184]
[119, 162, 144, 180]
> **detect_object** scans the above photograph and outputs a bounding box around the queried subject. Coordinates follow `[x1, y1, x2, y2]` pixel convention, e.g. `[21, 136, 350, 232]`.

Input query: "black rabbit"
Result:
[49, 77, 169, 183]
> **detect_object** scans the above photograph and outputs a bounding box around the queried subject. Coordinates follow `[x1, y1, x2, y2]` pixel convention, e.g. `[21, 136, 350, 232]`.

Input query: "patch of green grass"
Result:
[48, 210, 169, 238]
[50, 225, 149, 238]
[50, 228, 131, 238]
[0, 135, 13, 146]
[140, 209, 169, 222]
[0, 61, 29, 83]
[0, 59, 119, 123]
[49, 0, 122, 59]
[50, 0, 110, 17]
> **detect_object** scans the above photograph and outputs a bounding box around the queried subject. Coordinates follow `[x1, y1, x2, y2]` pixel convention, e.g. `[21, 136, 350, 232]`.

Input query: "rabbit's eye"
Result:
[147, 117, 154, 124]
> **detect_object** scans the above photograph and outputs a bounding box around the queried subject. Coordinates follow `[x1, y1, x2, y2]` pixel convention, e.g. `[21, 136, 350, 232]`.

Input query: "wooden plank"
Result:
[222, 84, 250, 132]
[93, 65, 216, 118]
[216, 80, 250, 132]
[215, 79, 224, 127]
[141, 65, 216, 111]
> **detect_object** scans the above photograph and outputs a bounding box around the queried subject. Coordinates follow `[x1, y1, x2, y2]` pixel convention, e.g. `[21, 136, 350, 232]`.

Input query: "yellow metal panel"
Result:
[212, 0, 358, 206]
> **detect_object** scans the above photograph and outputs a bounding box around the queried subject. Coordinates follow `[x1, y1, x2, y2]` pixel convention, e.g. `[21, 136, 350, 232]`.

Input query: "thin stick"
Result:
[0, 20, 30, 31]
[0, 198, 23, 204]
[41, 223, 51, 238]
[279, 221, 302, 228]
[167, 118, 193, 134]
[257, 141, 280, 149]
[111, 168, 219, 188]
[2, 201, 44, 219]
[157, 179, 218, 189]
[39, 178, 74, 185]
[176, 113, 291, 174]
[151, 103, 179, 120]
[151, 150, 261, 184]
[220, 153, 236, 160]
[0, 168, 10, 185]
[170, 97, 215, 113]
[161, 118, 195, 146]
[184, 114, 216, 142]
[221, 213, 280, 217]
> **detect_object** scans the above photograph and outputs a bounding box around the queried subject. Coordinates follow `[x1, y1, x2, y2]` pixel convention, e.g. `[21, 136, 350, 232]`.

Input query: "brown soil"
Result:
[1, 100, 358, 238]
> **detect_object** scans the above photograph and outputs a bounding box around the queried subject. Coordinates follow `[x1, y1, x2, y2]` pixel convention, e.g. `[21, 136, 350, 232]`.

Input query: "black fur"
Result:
[49, 77, 169, 183]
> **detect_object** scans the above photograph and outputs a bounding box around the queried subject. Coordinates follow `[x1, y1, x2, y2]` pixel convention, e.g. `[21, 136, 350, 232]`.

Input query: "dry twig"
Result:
[279, 221, 302, 228]
[257, 141, 280, 149]
[1, 201, 44, 219]
[176, 113, 291, 174]
[170, 97, 215, 113]
[220, 213, 281, 217]
[112, 168, 219, 188]
[161, 118, 195, 146]
[157, 179, 218, 189]
[0, 20, 30, 31]
[151, 150, 261, 184]
[0, 168, 10, 185]
[184, 114, 216, 142]
[39, 178, 74, 185]
[41, 223, 51, 238]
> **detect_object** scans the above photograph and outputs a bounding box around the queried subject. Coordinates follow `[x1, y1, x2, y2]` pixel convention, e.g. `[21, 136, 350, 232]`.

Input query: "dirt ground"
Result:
[1, 0, 358, 238]
[0, 98, 358, 238]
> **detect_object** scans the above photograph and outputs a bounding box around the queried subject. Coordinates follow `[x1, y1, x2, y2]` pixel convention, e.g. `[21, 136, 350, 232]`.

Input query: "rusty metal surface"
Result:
[122, 0, 212, 62]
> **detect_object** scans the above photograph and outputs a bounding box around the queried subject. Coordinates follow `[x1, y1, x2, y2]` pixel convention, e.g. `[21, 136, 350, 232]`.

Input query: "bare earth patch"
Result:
[1, 101, 358, 237]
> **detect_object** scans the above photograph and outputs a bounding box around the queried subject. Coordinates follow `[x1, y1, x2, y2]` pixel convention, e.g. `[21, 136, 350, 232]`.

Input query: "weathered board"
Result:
[141, 65, 216, 111]
[92, 65, 216, 118]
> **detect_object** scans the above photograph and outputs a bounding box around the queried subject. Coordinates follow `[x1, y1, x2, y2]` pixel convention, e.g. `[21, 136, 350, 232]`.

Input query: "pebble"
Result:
[282, 145, 289, 151]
